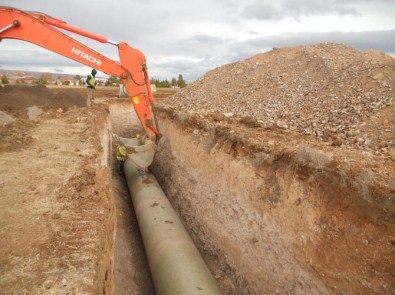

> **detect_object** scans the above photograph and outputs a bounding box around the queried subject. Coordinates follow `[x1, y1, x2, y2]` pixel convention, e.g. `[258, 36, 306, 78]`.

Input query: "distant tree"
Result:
[74, 74, 84, 86]
[177, 74, 186, 88]
[150, 78, 161, 88]
[105, 76, 120, 86]
[61, 80, 70, 86]
[160, 79, 171, 88]
[15, 79, 21, 84]
[35, 74, 49, 85]
[150, 78, 160, 88]
[1, 75, 9, 84]
[150, 76, 186, 88]
[171, 78, 177, 88]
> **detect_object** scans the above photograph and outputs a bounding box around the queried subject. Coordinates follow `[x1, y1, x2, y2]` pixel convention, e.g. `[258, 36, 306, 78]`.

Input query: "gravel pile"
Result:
[160, 43, 395, 152]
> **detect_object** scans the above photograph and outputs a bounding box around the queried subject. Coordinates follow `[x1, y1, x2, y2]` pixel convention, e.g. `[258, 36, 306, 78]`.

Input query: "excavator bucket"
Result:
[120, 137, 156, 169]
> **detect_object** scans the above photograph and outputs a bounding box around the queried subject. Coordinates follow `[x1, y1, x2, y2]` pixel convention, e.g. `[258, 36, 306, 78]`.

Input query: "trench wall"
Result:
[152, 113, 394, 295]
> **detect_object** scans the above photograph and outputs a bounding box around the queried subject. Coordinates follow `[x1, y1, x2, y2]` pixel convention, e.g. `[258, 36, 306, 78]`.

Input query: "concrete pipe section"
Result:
[122, 138, 222, 295]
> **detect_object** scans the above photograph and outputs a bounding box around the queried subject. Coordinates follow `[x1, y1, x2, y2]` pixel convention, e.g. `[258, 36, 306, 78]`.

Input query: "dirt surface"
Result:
[1, 42, 394, 295]
[0, 87, 115, 294]
[108, 102, 155, 295]
[0, 107, 114, 294]
[0, 84, 186, 295]
[153, 43, 395, 294]
[0, 85, 158, 295]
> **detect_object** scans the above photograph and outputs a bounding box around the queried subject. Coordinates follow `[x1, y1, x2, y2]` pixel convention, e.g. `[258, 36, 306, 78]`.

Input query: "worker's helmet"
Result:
[92, 69, 97, 75]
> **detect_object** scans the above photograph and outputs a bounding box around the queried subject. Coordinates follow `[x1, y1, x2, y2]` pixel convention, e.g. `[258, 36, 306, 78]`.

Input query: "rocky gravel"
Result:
[159, 43, 395, 156]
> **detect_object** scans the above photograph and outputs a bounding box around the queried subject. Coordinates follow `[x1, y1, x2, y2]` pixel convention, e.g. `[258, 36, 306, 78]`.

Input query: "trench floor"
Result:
[108, 101, 155, 295]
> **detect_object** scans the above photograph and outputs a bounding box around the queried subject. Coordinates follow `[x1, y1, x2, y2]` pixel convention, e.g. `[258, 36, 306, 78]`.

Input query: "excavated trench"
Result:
[1, 85, 393, 295]
[107, 98, 394, 295]
[107, 101, 155, 294]
[148, 108, 394, 295]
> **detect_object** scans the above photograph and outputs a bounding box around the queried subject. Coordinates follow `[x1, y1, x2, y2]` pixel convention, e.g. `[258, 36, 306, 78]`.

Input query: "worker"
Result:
[86, 69, 97, 107]
[136, 133, 144, 145]
[116, 143, 127, 175]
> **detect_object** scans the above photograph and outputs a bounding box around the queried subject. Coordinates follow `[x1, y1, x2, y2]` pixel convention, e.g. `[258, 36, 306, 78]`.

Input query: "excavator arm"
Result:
[0, 6, 159, 140]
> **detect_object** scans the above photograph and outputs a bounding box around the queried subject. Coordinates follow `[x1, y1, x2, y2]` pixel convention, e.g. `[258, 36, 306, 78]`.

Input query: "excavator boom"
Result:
[0, 6, 159, 139]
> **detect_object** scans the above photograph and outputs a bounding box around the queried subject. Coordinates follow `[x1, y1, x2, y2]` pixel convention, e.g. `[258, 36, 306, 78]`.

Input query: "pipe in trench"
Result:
[123, 157, 223, 295]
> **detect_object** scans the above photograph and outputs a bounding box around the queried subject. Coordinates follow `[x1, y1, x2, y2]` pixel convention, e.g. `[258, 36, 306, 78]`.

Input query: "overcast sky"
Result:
[0, 0, 394, 82]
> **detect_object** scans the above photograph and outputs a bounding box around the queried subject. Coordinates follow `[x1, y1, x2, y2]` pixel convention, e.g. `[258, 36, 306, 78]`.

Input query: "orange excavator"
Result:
[0, 9, 225, 293]
[0, 7, 160, 139]
[0, 6, 160, 166]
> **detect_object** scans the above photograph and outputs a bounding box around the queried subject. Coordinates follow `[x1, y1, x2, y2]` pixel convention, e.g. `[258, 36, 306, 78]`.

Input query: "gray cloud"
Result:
[246, 30, 395, 50]
[161, 30, 395, 81]
[53, 68, 65, 73]
[1, 1, 394, 82]
[1, 30, 394, 82]
[242, 0, 389, 20]
[0, 48, 81, 67]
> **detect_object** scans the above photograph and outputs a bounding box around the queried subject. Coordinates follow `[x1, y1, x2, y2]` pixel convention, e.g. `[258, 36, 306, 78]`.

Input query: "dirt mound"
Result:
[154, 43, 395, 294]
[160, 43, 395, 154]
[0, 85, 86, 107]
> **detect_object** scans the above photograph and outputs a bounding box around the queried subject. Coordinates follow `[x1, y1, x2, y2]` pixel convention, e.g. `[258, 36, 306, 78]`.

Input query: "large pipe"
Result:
[123, 156, 223, 295]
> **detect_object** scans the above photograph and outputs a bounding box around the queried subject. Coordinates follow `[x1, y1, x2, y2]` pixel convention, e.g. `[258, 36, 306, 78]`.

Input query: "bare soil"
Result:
[0, 98, 115, 293]
[0, 42, 394, 295]
[153, 43, 395, 294]
[0, 86, 146, 294]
